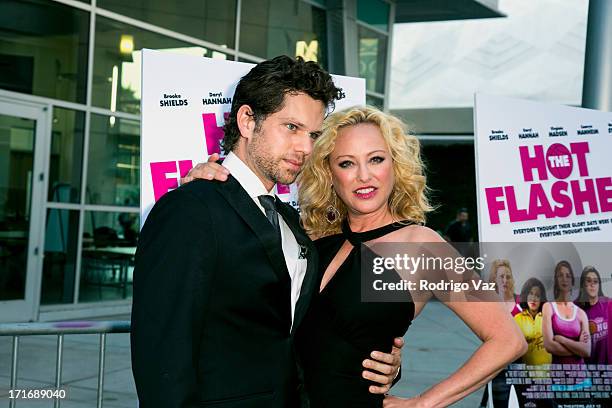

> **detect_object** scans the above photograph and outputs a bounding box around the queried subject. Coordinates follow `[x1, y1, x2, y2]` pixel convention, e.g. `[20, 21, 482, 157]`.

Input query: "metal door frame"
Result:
[0, 95, 50, 322]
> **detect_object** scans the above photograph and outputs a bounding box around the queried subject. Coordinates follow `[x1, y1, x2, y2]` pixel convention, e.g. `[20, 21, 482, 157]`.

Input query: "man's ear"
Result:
[236, 105, 256, 140]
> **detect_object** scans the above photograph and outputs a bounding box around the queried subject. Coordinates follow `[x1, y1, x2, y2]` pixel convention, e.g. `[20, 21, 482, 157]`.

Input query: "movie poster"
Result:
[474, 94, 612, 243]
[140, 49, 366, 224]
[474, 94, 612, 407]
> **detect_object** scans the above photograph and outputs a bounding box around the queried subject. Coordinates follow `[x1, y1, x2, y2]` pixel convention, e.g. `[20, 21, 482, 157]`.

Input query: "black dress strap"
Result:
[341, 219, 415, 247]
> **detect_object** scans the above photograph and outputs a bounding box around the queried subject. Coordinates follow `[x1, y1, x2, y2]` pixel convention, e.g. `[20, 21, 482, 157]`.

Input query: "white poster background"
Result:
[474, 94, 612, 243]
[140, 49, 365, 224]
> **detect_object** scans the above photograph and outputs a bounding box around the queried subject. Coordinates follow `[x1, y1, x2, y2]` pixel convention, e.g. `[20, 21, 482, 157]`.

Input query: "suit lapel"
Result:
[215, 177, 291, 286]
[275, 202, 319, 335]
[291, 247, 318, 335]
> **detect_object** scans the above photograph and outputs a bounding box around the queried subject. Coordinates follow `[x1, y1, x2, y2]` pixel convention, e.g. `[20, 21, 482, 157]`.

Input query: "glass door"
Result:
[0, 98, 48, 322]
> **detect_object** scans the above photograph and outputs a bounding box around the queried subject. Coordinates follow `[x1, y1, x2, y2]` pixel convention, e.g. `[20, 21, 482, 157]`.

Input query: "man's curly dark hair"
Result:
[222, 56, 343, 153]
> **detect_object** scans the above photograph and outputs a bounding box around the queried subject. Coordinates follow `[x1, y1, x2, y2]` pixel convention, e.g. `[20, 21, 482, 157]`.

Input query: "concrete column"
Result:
[343, 0, 360, 77]
[325, 0, 347, 75]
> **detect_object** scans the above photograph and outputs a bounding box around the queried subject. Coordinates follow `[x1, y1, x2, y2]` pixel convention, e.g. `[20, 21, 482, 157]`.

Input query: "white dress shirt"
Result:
[222, 152, 307, 326]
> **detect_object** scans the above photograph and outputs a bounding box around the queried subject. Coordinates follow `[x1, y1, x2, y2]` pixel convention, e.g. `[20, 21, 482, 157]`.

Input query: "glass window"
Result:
[421, 141, 477, 240]
[41, 209, 79, 305]
[389, 0, 588, 109]
[359, 25, 388, 94]
[48, 108, 85, 203]
[0, 113, 35, 301]
[86, 114, 140, 206]
[240, 0, 327, 68]
[97, 0, 237, 48]
[366, 94, 384, 109]
[93, 17, 230, 114]
[357, 0, 390, 32]
[79, 210, 139, 303]
[0, 0, 89, 103]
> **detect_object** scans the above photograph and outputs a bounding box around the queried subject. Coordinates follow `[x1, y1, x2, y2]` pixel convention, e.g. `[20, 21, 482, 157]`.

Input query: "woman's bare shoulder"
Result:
[397, 224, 445, 243]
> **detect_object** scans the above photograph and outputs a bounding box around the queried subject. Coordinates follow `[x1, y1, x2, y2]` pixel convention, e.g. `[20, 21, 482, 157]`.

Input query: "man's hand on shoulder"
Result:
[180, 153, 230, 184]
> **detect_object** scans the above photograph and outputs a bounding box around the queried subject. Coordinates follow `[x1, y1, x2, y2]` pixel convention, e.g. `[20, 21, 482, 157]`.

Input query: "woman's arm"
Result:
[541, 303, 574, 356]
[553, 310, 591, 358]
[385, 227, 527, 408]
[387, 301, 527, 408]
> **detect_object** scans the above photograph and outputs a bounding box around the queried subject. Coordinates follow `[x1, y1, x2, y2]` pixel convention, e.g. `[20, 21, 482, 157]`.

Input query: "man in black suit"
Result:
[131, 56, 402, 408]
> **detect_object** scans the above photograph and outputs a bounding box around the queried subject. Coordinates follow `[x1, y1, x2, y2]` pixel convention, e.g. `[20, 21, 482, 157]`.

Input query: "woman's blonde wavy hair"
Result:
[297, 105, 432, 238]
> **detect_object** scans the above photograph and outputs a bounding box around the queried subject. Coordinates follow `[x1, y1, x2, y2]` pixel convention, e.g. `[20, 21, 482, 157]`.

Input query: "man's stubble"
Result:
[247, 128, 304, 187]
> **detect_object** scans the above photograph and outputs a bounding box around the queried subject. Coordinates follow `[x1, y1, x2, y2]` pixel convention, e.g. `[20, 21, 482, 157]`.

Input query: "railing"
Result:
[0, 320, 131, 408]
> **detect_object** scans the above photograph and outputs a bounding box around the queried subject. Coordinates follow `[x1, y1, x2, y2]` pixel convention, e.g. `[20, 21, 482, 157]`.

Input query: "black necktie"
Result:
[258, 195, 282, 244]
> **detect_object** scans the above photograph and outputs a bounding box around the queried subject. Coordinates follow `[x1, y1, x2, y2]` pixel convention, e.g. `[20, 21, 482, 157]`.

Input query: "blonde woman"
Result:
[185, 106, 526, 407]
[488, 259, 521, 316]
[480, 259, 521, 407]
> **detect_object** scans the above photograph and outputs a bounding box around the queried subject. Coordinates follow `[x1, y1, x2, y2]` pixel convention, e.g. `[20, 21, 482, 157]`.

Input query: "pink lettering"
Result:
[550, 181, 573, 218]
[570, 179, 599, 215]
[276, 184, 291, 195]
[485, 187, 506, 225]
[178, 160, 194, 178]
[545, 143, 573, 180]
[596, 177, 612, 212]
[151, 159, 195, 202]
[203, 112, 230, 156]
[519, 142, 591, 182]
[528, 183, 554, 219]
[151, 161, 179, 201]
[570, 142, 590, 177]
[505, 186, 532, 222]
[484, 175, 609, 224]
[519, 145, 547, 182]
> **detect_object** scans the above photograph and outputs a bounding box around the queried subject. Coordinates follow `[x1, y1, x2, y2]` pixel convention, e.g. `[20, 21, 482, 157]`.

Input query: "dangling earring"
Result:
[326, 205, 340, 224]
[326, 190, 340, 224]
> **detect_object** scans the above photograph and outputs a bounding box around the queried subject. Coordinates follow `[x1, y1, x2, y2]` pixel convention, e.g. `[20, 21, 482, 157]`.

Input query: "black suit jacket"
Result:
[131, 176, 318, 408]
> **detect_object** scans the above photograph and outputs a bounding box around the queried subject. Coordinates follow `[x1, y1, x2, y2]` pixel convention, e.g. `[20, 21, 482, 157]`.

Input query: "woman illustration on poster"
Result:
[542, 261, 591, 406]
[489, 259, 521, 316]
[542, 260, 590, 364]
[514, 278, 552, 407]
[480, 259, 522, 407]
[575, 266, 609, 364]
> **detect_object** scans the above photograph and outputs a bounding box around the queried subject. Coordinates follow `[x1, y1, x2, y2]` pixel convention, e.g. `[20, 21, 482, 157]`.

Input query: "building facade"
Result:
[0, 0, 405, 322]
[0, 0, 507, 322]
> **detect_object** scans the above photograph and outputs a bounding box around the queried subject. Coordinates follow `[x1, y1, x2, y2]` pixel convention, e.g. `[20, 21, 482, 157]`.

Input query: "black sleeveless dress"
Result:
[296, 221, 415, 408]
